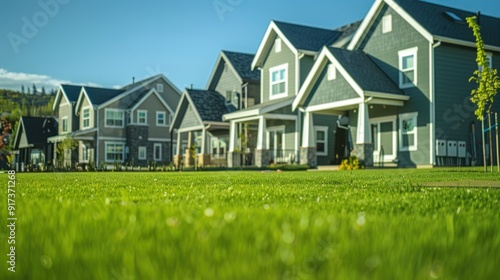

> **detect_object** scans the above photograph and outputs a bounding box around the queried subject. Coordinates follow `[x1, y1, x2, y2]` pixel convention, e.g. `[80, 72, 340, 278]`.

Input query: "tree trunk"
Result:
[482, 117, 487, 172]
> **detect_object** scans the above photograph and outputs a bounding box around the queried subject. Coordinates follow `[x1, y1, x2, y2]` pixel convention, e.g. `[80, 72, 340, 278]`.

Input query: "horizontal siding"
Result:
[359, 4, 431, 166]
[135, 92, 171, 139]
[261, 34, 297, 103]
[179, 104, 202, 130]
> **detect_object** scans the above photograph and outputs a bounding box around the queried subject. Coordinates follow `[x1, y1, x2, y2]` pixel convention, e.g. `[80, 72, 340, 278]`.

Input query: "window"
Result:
[275, 38, 282, 53]
[157, 83, 164, 93]
[137, 110, 147, 124]
[169, 115, 173, 125]
[211, 137, 227, 159]
[138, 146, 147, 160]
[82, 145, 89, 161]
[62, 117, 68, 132]
[399, 112, 418, 151]
[269, 64, 288, 99]
[315, 126, 328, 156]
[382, 14, 392, 33]
[327, 64, 336, 80]
[105, 142, 124, 162]
[153, 143, 162, 161]
[82, 108, 90, 129]
[399, 47, 418, 88]
[105, 109, 124, 127]
[156, 111, 167, 126]
[267, 126, 285, 163]
[444, 11, 463, 23]
[479, 53, 493, 71]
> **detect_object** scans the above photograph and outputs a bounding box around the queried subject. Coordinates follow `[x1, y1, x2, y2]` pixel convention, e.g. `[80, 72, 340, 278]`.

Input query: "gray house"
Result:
[295, 0, 500, 168]
[223, 20, 360, 167]
[13, 116, 58, 171]
[170, 50, 260, 167]
[48, 74, 181, 169]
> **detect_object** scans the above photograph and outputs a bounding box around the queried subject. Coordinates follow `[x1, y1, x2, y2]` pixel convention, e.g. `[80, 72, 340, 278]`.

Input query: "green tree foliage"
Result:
[466, 16, 500, 120]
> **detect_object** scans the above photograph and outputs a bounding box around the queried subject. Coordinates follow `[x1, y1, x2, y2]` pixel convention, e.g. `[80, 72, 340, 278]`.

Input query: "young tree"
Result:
[41, 86, 46, 96]
[466, 16, 500, 120]
[21, 85, 25, 94]
[467, 16, 500, 172]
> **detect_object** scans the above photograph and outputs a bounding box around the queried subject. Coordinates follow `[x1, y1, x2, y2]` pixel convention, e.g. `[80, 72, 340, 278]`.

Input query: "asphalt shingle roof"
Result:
[60, 84, 82, 102]
[84, 86, 125, 106]
[187, 89, 236, 122]
[21, 116, 58, 147]
[396, 0, 500, 47]
[222, 51, 260, 82]
[328, 47, 403, 95]
[273, 21, 343, 52]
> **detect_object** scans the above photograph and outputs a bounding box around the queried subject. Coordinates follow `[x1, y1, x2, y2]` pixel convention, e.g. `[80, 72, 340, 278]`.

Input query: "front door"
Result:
[370, 117, 397, 163]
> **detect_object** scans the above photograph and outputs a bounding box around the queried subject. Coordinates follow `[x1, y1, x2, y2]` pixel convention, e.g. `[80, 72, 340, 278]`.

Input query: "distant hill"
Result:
[0, 88, 55, 118]
[0, 88, 56, 154]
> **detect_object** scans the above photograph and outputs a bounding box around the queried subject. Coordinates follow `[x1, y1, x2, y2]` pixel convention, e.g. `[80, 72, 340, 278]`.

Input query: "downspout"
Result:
[95, 107, 99, 167]
[170, 128, 174, 163]
[430, 40, 441, 166]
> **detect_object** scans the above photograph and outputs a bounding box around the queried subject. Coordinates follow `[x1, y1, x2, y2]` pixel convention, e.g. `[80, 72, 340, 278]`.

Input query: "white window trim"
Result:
[61, 116, 68, 133]
[327, 64, 336, 81]
[275, 38, 282, 53]
[138, 146, 147, 160]
[104, 141, 125, 162]
[82, 106, 91, 129]
[156, 111, 167, 127]
[104, 108, 125, 128]
[315, 126, 328, 156]
[137, 109, 148, 125]
[269, 63, 288, 100]
[399, 112, 418, 152]
[398, 47, 418, 89]
[382, 14, 392, 34]
[153, 143, 162, 161]
[156, 83, 164, 93]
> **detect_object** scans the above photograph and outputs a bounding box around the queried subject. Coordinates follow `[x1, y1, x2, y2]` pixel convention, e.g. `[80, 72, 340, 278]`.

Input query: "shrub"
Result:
[339, 156, 364, 170]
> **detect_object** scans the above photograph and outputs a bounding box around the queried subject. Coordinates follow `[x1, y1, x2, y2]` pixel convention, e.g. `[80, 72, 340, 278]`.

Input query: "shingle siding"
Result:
[304, 64, 360, 107]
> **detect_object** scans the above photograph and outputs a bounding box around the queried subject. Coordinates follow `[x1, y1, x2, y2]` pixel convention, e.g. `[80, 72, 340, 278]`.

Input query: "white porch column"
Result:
[176, 130, 181, 156]
[302, 112, 315, 147]
[356, 103, 371, 144]
[256, 116, 267, 149]
[201, 128, 206, 154]
[229, 121, 237, 152]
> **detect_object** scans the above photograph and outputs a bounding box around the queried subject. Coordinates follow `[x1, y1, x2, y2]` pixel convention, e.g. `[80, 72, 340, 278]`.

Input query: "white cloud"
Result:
[0, 68, 100, 92]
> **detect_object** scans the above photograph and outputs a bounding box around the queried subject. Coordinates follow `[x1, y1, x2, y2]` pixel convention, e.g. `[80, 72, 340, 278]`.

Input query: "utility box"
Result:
[436, 140, 447, 156]
[447, 140, 458, 157]
[458, 141, 467, 158]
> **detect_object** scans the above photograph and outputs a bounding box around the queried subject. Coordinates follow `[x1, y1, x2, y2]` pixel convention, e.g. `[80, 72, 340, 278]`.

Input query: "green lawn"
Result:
[2, 168, 500, 279]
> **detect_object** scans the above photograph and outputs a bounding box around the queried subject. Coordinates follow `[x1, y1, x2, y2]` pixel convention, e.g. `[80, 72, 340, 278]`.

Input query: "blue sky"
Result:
[1, 0, 499, 92]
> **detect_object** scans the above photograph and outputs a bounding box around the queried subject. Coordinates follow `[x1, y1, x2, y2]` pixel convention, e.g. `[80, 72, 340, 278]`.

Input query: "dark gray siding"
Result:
[300, 55, 315, 86]
[358, 4, 431, 166]
[434, 43, 500, 164]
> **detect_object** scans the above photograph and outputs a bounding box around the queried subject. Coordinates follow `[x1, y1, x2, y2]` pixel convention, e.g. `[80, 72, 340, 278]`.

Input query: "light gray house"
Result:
[48, 74, 181, 169]
[170, 50, 260, 167]
[295, 0, 500, 168]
